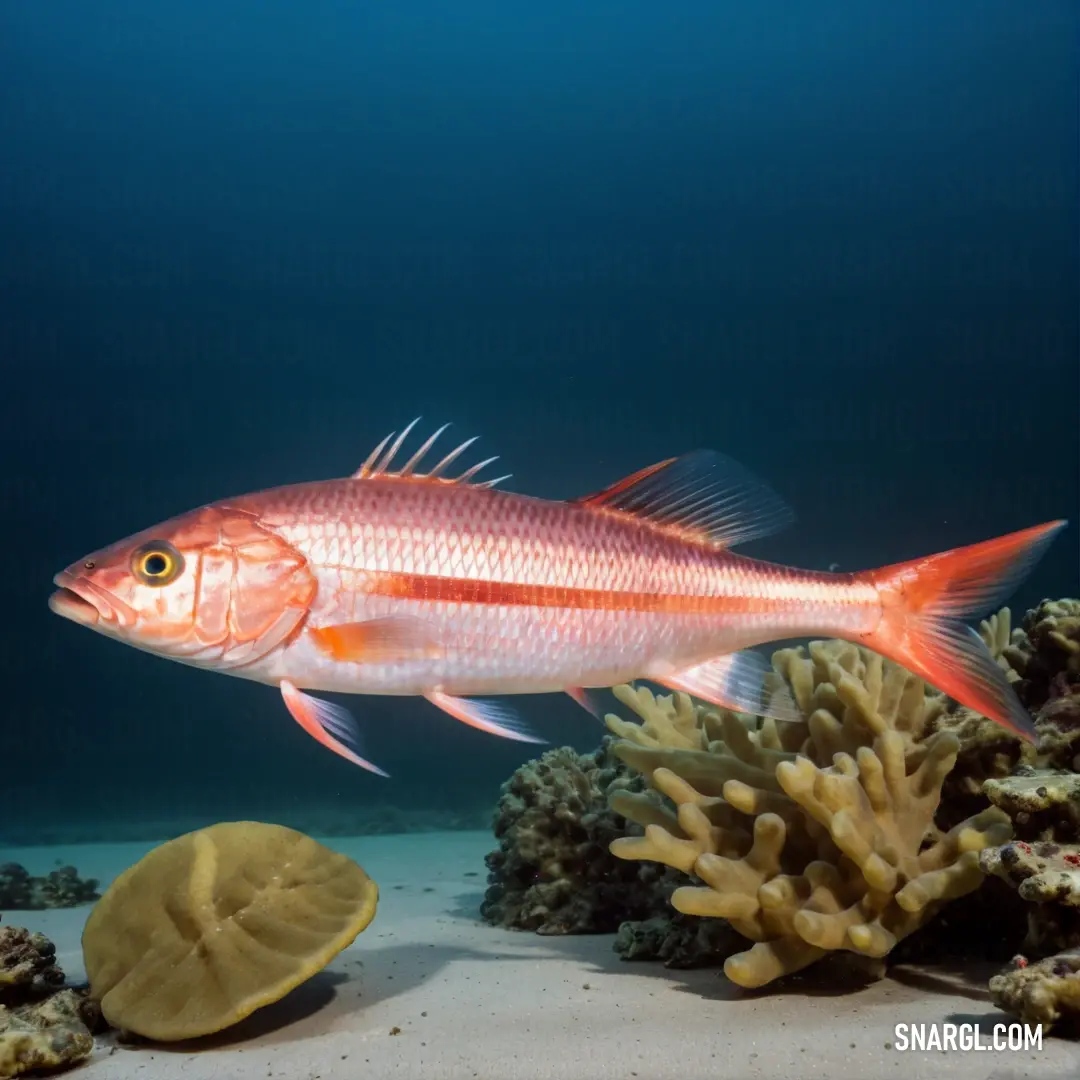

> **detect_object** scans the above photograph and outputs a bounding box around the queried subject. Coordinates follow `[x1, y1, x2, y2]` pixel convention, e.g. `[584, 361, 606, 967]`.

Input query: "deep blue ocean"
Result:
[1, 1, 1076, 845]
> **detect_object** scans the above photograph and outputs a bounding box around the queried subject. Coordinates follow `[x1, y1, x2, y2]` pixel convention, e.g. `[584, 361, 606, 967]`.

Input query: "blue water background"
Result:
[1, 2, 1076, 844]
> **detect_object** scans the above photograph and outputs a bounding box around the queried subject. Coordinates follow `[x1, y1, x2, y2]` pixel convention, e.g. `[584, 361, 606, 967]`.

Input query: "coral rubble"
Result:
[983, 770, 1080, 844]
[0, 922, 100, 1079]
[980, 770, 1080, 950]
[613, 911, 743, 968]
[0, 989, 100, 1080]
[0, 927, 63, 1001]
[0, 865, 99, 911]
[990, 949, 1080, 1035]
[481, 741, 677, 934]
[982, 835, 1080, 952]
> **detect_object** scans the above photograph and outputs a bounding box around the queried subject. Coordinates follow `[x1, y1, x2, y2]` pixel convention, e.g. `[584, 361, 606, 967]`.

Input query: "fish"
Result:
[49, 419, 1066, 775]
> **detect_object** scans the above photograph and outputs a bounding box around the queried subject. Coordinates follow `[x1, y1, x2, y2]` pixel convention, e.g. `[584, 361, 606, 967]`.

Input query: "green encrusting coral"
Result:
[481, 742, 681, 934]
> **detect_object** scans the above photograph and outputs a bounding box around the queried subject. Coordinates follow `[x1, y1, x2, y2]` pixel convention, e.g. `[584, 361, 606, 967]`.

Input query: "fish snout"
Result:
[49, 571, 135, 629]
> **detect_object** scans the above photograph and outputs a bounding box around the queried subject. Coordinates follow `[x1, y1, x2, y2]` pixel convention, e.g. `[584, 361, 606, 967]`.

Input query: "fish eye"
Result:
[131, 541, 184, 586]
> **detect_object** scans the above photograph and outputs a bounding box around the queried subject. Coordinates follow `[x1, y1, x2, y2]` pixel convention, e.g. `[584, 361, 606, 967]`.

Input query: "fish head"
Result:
[49, 504, 317, 669]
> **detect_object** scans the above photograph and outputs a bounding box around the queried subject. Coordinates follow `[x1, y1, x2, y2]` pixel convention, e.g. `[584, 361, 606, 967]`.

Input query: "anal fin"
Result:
[566, 686, 603, 720]
[649, 651, 800, 723]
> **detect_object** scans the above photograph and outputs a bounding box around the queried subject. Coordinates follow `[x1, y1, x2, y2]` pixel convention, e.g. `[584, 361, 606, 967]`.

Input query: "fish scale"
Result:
[236, 478, 861, 692]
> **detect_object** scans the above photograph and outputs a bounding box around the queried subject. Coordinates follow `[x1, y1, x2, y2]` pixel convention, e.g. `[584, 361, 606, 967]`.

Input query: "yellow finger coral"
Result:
[606, 640, 1013, 989]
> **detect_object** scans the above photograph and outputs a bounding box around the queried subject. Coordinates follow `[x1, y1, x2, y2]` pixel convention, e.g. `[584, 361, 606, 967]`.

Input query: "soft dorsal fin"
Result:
[352, 418, 511, 488]
[573, 449, 794, 547]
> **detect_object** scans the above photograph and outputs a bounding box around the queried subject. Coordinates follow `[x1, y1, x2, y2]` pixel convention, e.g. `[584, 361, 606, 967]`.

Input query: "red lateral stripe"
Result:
[363, 571, 767, 614]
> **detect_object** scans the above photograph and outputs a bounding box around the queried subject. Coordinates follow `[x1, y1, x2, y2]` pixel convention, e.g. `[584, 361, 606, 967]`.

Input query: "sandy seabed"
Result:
[4, 830, 1078, 1080]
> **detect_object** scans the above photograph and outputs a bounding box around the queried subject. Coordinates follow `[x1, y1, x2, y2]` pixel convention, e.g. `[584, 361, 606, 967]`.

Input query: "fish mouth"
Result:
[49, 585, 101, 626]
[49, 573, 130, 629]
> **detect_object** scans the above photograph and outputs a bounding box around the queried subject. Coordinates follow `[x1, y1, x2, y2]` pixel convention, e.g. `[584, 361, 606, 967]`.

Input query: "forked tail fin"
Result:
[864, 520, 1067, 741]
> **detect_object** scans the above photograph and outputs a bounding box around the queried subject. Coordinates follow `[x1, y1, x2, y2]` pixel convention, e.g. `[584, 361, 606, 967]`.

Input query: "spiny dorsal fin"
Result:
[352, 418, 511, 489]
[573, 449, 794, 548]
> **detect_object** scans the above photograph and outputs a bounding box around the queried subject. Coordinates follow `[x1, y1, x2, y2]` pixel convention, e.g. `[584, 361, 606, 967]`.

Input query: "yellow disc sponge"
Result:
[81, 821, 378, 1041]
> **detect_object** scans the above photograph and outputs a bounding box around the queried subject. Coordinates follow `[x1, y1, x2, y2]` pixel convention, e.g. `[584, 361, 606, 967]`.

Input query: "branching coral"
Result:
[477, 602, 1077, 986]
[605, 638, 1012, 989]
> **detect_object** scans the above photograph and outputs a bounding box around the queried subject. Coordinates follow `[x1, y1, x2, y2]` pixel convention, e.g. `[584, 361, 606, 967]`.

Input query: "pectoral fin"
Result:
[310, 616, 444, 664]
